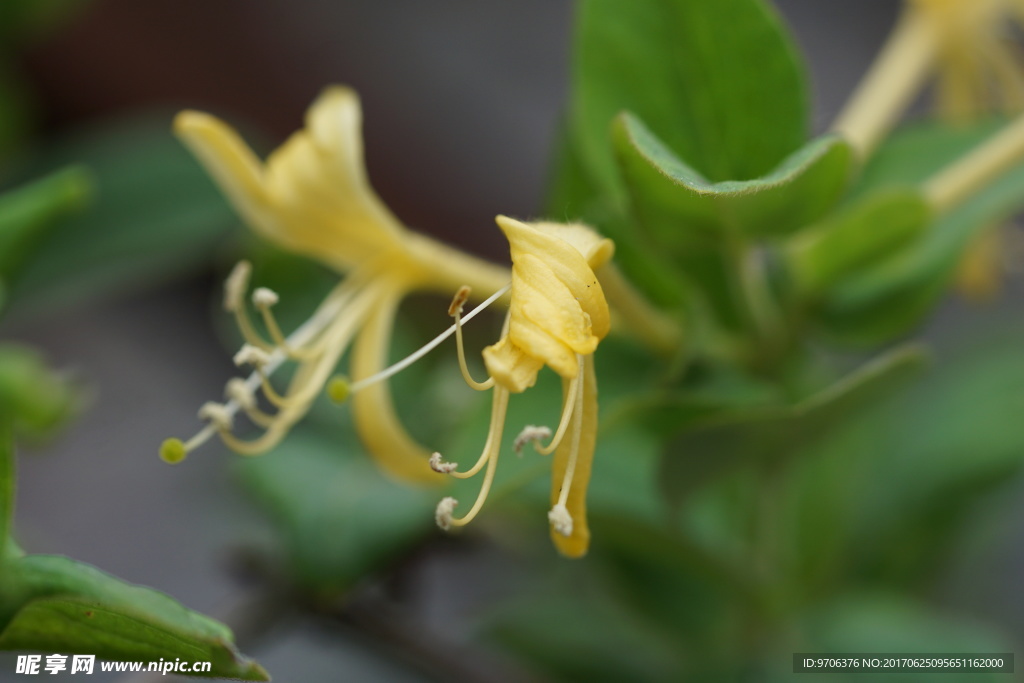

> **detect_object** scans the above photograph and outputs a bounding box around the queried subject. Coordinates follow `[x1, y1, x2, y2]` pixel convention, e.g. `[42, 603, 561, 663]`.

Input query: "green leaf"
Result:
[786, 188, 930, 296]
[659, 345, 927, 502]
[6, 116, 235, 317]
[572, 0, 808, 191]
[816, 119, 1024, 345]
[0, 555, 267, 680]
[615, 114, 853, 241]
[0, 345, 78, 441]
[237, 428, 435, 597]
[849, 335, 1024, 585]
[786, 331, 1024, 592]
[0, 168, 91, 288]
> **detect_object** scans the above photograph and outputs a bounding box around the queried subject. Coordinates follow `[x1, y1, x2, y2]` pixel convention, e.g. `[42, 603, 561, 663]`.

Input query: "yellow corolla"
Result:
[432, 216, 614, 558]
[160, 86, 509, 484]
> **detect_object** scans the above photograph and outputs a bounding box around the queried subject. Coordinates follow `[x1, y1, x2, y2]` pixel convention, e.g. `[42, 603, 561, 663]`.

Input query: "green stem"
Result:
[596, 261, 684, 356]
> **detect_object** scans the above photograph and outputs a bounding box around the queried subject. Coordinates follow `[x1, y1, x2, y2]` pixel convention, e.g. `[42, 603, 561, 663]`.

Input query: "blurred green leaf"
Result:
[237, 428, 435, 597]
[484, 568, 686, 683]
[615, 115, 852, 241]
[816, 119, 1024, 345]
[7, 116, 235, 317]
[786, 188, 930, 296]
[659, 345, 927, 502]
[550, 0, 809, 307]
[0, 555, 267, 680]
[572, 0, 807, 192]
[776, 594, 1012, 683]
[0, 345, 77, 441]
[0, 168, 91, 291]
[787, 331, 1024, 594]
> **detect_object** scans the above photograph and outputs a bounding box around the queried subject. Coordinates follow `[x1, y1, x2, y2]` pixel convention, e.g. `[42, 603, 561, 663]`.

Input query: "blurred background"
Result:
[2, 0, 1024, 680]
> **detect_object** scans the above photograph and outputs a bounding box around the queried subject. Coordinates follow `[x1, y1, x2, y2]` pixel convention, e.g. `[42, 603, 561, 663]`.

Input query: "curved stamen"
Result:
[443, 386, 509, 480]
[552, 355, 586, 521]
[449, 285, 495, 391]
[442, 388, 511, 529]
[532, 368, 582, 456]
[349, 283, 511, 394]
[253, 287, 319, 361]
[225, 377, 275, 428]
[164, 275, 383, 461]
[224, 261, 274, 352]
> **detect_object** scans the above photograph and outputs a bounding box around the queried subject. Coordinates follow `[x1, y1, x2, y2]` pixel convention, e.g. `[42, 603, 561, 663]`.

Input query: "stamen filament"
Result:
[167, 275, 381, 459]
[349, 283, 511, 393]
[450, 286, 495, 391]
[555, 355, 586, 509]
[534, 368, 582, 456]
[224, 263, 275, 352]
[446, 388, 509, 528]
[448, 386, 510, 479]
[256, 297, 318, 361]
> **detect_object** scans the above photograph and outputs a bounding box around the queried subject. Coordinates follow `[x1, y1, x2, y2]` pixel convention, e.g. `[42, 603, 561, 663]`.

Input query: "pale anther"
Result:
[224, 378, 256, 410]
[224, 261, 252, 312]
[233, 343, 271, 368]
[198, 402, 233, 431]
[429, 452, 458, 474]
[513, 425, 552, 455]
[548, 504, 573, 537]
[252, 287, 280, 309]
[435, 497, 459, 530]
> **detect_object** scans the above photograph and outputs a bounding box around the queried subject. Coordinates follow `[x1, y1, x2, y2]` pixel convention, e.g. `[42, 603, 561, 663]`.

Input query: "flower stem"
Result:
[925, 112, 1024, 214]
[832, 6, 937, 159]
[596, 262, 684, 356]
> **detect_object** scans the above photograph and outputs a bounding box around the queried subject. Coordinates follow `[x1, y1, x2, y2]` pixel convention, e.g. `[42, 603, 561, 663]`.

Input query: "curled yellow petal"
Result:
[350, 288, 444, 485]
[483, 216, 611, 389]
[174, 86, 408, 271]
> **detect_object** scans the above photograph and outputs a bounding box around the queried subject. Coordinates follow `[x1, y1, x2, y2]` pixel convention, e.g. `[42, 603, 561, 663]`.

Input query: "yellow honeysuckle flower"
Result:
[835, 0, 1024, 299]
[431, 216, 614, 558]
[159, 86, 510, 484]
[836, 0, 1024, 155]
[911, 0, 1024, 122]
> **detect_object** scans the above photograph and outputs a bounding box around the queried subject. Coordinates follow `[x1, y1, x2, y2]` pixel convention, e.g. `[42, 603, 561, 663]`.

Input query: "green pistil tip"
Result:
[160, 438, 187, 464]
[327, 375, 351, 404]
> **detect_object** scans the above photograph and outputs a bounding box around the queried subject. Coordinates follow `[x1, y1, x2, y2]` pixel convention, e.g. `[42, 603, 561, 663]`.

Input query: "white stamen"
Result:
[234, 343, 271, 368]
[198, 402, 233, 431]
[349, 283, 511, 393]
[252, 287, 280, 308]
[548, 504, 573, 537]
[224, 261, 252, 312]
[429, 452, 458, 474]
[224, 378, 255, 410]
[513, 425, 552, 455]
[435, 497, 459, 531]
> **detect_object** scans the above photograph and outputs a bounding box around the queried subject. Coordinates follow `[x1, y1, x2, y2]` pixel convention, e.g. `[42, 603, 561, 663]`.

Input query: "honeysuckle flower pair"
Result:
[160, 86, 613, 556]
